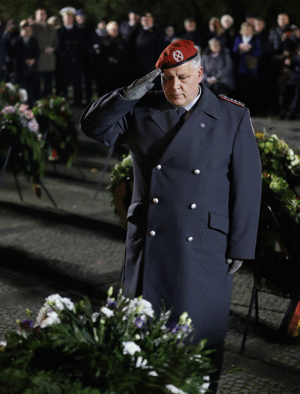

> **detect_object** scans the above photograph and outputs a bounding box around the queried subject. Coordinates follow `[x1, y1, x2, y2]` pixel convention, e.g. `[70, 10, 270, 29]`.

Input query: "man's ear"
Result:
[198, 66, 204, 83]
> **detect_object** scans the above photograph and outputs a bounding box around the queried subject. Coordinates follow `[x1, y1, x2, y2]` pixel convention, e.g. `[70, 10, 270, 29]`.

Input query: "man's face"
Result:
[129, 12, 139, 23]
[184, 21, 196, 32]
[141, 13, 153, 28]
[35, 9, 47, 23]
[161, 60, 203, 108]
[278, 14, 289, 28]
[63, 13, 74, 26]
[75, 15, 85, 25]
[21, 26, 32, 37]
[254, 19, 265, 33]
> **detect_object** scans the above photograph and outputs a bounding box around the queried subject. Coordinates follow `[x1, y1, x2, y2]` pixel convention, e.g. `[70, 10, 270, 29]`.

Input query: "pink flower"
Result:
[24, 109, 34, 120]
[2, 106, 15, 114]
[19, 104, 29, 113]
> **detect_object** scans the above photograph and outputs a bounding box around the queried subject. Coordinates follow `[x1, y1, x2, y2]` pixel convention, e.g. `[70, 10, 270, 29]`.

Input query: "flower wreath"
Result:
[32, 95, 78, 167]
[0, 104, 47, 183]
[0, 288, 213, 393]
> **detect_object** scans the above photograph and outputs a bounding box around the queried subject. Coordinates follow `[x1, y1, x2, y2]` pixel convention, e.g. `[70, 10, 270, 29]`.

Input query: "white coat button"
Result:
[190, 203, 197, 209]
[187, 237, 193, 242]
[149, 230, 156, 237]
[155, 165, 162, 170]
[152, 198, 159, 204]
[193, 169, 200, 175]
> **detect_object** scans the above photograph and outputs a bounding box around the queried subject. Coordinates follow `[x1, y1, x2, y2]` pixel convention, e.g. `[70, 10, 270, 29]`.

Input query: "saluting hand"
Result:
[226, 259, 243, 274]
[120, 69, 161, 100]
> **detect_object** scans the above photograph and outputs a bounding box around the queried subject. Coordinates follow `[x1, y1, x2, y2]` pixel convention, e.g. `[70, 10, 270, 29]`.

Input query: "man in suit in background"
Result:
[80, 39, 262, 393]
[32, 8, 58, 98]
[13, 20, 40, 106]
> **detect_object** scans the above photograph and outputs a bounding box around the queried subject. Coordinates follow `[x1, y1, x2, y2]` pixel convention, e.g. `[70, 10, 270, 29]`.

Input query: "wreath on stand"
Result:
[0, 104, 47, 195]
[32, 95, 78, 167]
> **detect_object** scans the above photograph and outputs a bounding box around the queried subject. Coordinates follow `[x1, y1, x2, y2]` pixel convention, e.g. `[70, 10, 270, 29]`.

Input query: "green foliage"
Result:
[0, 290, 213, 394]
[32, 95, 78, 167]
[256, 132, 300, 222]
[109, 153, 133, 194]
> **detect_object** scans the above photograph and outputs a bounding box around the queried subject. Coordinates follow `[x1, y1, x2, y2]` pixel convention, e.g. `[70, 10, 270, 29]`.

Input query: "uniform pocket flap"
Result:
[208, 211, 229, 235]
[127, 202, 143, 219]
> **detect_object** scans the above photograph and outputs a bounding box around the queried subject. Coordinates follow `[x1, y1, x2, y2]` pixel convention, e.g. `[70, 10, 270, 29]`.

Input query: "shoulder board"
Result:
[218, 94, 245, 107]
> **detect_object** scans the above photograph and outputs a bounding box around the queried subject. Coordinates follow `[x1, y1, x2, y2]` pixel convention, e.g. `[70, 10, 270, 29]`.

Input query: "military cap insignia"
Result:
[219, 94, 245, 107]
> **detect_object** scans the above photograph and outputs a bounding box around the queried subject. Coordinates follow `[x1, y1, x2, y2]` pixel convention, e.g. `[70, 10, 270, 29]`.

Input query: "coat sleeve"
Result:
[80, 90, 139, 146]
[226, 109, 262, 260]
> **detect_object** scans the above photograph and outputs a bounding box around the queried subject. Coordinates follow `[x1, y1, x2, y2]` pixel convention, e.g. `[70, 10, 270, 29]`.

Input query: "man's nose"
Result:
[172, 78, 180, 90]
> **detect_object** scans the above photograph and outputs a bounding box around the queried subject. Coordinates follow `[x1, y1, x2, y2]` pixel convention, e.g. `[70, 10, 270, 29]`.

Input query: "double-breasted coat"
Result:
[80, 83, 262, 346]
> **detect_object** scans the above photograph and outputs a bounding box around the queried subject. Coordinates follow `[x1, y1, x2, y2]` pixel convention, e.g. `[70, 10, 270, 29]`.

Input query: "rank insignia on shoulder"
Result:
[219, 94, 245, 107]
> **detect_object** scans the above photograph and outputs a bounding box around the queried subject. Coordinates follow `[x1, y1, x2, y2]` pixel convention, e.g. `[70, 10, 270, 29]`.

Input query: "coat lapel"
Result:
[150, 101, 180, 135]
[159, 85, 220, 164]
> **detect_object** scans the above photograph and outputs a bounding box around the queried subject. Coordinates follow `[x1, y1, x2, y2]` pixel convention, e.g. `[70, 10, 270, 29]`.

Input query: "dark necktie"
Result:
[176, 107, 186, 120]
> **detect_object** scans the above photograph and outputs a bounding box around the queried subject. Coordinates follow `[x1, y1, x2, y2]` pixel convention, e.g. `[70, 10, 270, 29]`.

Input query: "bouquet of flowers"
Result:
[0, 288, 213, 394]
[256, 132, 300, 182]
[0, 104, 47, 184]
[32, 95, 78, 167]
[0, 82, 28, 107]
[256, 133, 300, 222]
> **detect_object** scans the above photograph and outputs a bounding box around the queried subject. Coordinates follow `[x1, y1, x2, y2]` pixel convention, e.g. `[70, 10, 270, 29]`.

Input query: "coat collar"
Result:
[151, 84, 220, 134]
[156, 84, 220, 164]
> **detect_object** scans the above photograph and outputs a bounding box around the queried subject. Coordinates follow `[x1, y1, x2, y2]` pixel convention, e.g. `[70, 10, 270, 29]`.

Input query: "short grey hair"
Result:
[190, 51, 202, 68]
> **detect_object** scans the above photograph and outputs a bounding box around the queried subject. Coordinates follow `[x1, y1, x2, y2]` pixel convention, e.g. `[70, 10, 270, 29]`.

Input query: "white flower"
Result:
[19, 89, 28, 102]
[0, 341, 7, 347]
[127, 297, 154, 318]
[122, 341, 141, 356]
[101, 306, 114, 317]
[27, 119, 39, 133]
[136, 356, 148, 369]
[199, 376, 210, 393]
[165, 384, 187, 394]
[149, 371, 158, 377]
[45, 294, 75, 312]
[40, 311, 61, 328]
[291, 156, 299, 166]
[5, 82, 15, 92]
[92, 312, 100, 323]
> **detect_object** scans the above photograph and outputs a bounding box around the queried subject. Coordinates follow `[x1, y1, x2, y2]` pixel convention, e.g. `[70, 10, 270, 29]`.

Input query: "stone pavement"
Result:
[0, 110, 299, 393]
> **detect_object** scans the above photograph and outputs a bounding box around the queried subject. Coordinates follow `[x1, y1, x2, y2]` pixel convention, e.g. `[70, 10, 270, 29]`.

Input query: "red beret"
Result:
[156, 39, 198, 70]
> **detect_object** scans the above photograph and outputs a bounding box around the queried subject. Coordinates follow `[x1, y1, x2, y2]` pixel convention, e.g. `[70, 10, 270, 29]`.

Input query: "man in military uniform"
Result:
[80, 40, 262, 392]
[57, 7, 83, 105]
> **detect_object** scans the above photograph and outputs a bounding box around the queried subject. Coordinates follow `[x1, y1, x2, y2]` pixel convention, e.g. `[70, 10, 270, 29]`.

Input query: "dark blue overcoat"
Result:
[80, 84, 262, 346]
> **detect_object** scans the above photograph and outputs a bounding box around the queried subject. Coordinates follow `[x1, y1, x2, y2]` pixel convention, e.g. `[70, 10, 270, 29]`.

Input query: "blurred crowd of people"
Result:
[1, 7, 300, 118]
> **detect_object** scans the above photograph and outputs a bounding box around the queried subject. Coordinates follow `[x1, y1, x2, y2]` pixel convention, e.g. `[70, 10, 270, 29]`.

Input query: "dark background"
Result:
[0, 0, 299, 33]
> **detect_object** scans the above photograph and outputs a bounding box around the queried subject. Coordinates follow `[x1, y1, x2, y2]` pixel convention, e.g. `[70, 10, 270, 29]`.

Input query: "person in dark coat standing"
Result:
[133, 12, 164, 80]
[12, 20, 40, 106]
[80, 39, 262, 393]
[0, 19, 19, 83]
[75, 9, 94, 104]
[233, 22, 261, 112]
[32, 8, 58, 98]
[57, 7, 83, 106]
[202, 38, 235, 96]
